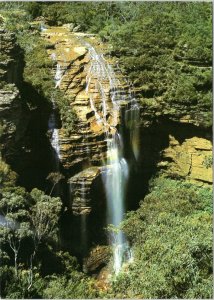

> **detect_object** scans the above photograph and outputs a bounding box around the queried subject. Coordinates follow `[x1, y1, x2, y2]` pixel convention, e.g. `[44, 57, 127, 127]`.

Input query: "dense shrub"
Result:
[108, 178, 212, 299]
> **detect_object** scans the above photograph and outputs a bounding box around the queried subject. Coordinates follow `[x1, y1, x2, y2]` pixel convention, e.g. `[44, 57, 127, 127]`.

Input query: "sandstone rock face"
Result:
[0, 29, 28, 161]
[159, 135, 212, 185]
[41, 26, 212, 220]
[68, 166, 101, 215]
[42, 28, 108, 171]
[41, 27, 132, 215]
[83, 245, 111, 274]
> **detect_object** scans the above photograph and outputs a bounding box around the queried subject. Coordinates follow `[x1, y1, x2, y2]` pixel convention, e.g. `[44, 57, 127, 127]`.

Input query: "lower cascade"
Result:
[84, 41, 140, 274]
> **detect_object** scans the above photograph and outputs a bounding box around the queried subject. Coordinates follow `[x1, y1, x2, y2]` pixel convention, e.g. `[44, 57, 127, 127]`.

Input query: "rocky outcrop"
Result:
[41, 27, 132, 215]
[41, 26, 212, 222]
[68, 166, 101, 215]
[83, 245, 111, 274]
[0, 87, 27, 158]
[0, 27, 53, 191]
[159, 135, 212, 185]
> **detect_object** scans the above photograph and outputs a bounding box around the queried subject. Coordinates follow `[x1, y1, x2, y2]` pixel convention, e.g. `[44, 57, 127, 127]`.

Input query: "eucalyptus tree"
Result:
[0, 187, 32, 276]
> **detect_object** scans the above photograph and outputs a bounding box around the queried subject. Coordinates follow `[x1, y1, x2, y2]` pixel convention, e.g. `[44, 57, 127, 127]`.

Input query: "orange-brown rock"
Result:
[41, 27, 120, 171]
[83, 245, 111, 274]
[68, 166, 101, 215]
[158, 135, 212, 185]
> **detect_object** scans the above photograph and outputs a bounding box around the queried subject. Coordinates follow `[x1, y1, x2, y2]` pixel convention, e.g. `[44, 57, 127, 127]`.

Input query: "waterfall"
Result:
[55, 64, 63, 88]
[84, 41, 139, 274]
[106, 133, 131, 274]
[48, 98, 61, 162]
[48, 59, 63, 165]
[40, 24, 47, 32]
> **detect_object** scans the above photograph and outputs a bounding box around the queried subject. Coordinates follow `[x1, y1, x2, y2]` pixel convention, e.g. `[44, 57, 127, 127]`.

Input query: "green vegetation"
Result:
[0, 160, 17, 187]
[108, 178, 212, 299]
[0, 161, 99, 298]
[16, 31, 77, 132]
[0, 3, 77, 132]
[17, 32, 54, 98]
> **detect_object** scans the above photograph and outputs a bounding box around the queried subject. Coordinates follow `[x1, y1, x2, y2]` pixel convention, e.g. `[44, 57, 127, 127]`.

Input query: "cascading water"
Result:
[40, 23, 47, 32]
[84, 41, 140, 274]
[106, 133, 131, 274]
[55, 63, 63, 88]
[48, 57, 63, 167]
[48, 99, 61, 161]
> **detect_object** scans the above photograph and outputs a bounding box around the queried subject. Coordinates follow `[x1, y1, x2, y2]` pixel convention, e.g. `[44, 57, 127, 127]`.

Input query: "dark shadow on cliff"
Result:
[59, 174, 107, 264]
[7, 77, 68, 196]
[125, 117, 212, 212]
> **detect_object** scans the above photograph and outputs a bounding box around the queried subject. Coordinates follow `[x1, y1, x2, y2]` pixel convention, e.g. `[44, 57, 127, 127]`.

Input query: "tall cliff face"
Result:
[136, 37, 212, 188]
[0, 27, 56, 191]
[0, 24, 212, 269]
[1, 24, 211, 210]
[0, 29, 29, 163]
[41, 27, 134, 215]
[137, 120, 212, 192]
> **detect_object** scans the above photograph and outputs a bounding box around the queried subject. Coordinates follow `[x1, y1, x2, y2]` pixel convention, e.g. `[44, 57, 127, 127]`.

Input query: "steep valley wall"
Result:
[0, 25, 212, 270]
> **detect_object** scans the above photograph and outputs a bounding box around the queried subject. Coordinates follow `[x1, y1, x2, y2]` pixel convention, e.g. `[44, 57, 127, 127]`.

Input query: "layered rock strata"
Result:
[42, 27, 131, 215]
[159, 135, 212, 185]
[68, 167, 101, 215]
[41, 28, 106, 172]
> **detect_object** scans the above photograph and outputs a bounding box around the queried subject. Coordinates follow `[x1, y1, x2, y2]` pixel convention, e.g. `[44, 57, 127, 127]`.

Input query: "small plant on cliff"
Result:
[203, 155, 212, 169]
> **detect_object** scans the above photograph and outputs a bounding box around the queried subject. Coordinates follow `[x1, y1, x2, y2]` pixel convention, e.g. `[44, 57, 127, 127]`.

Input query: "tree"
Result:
[30, 188, 62, 246]
[0, 187, 32, 277]
[26, 188, 62, 289]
